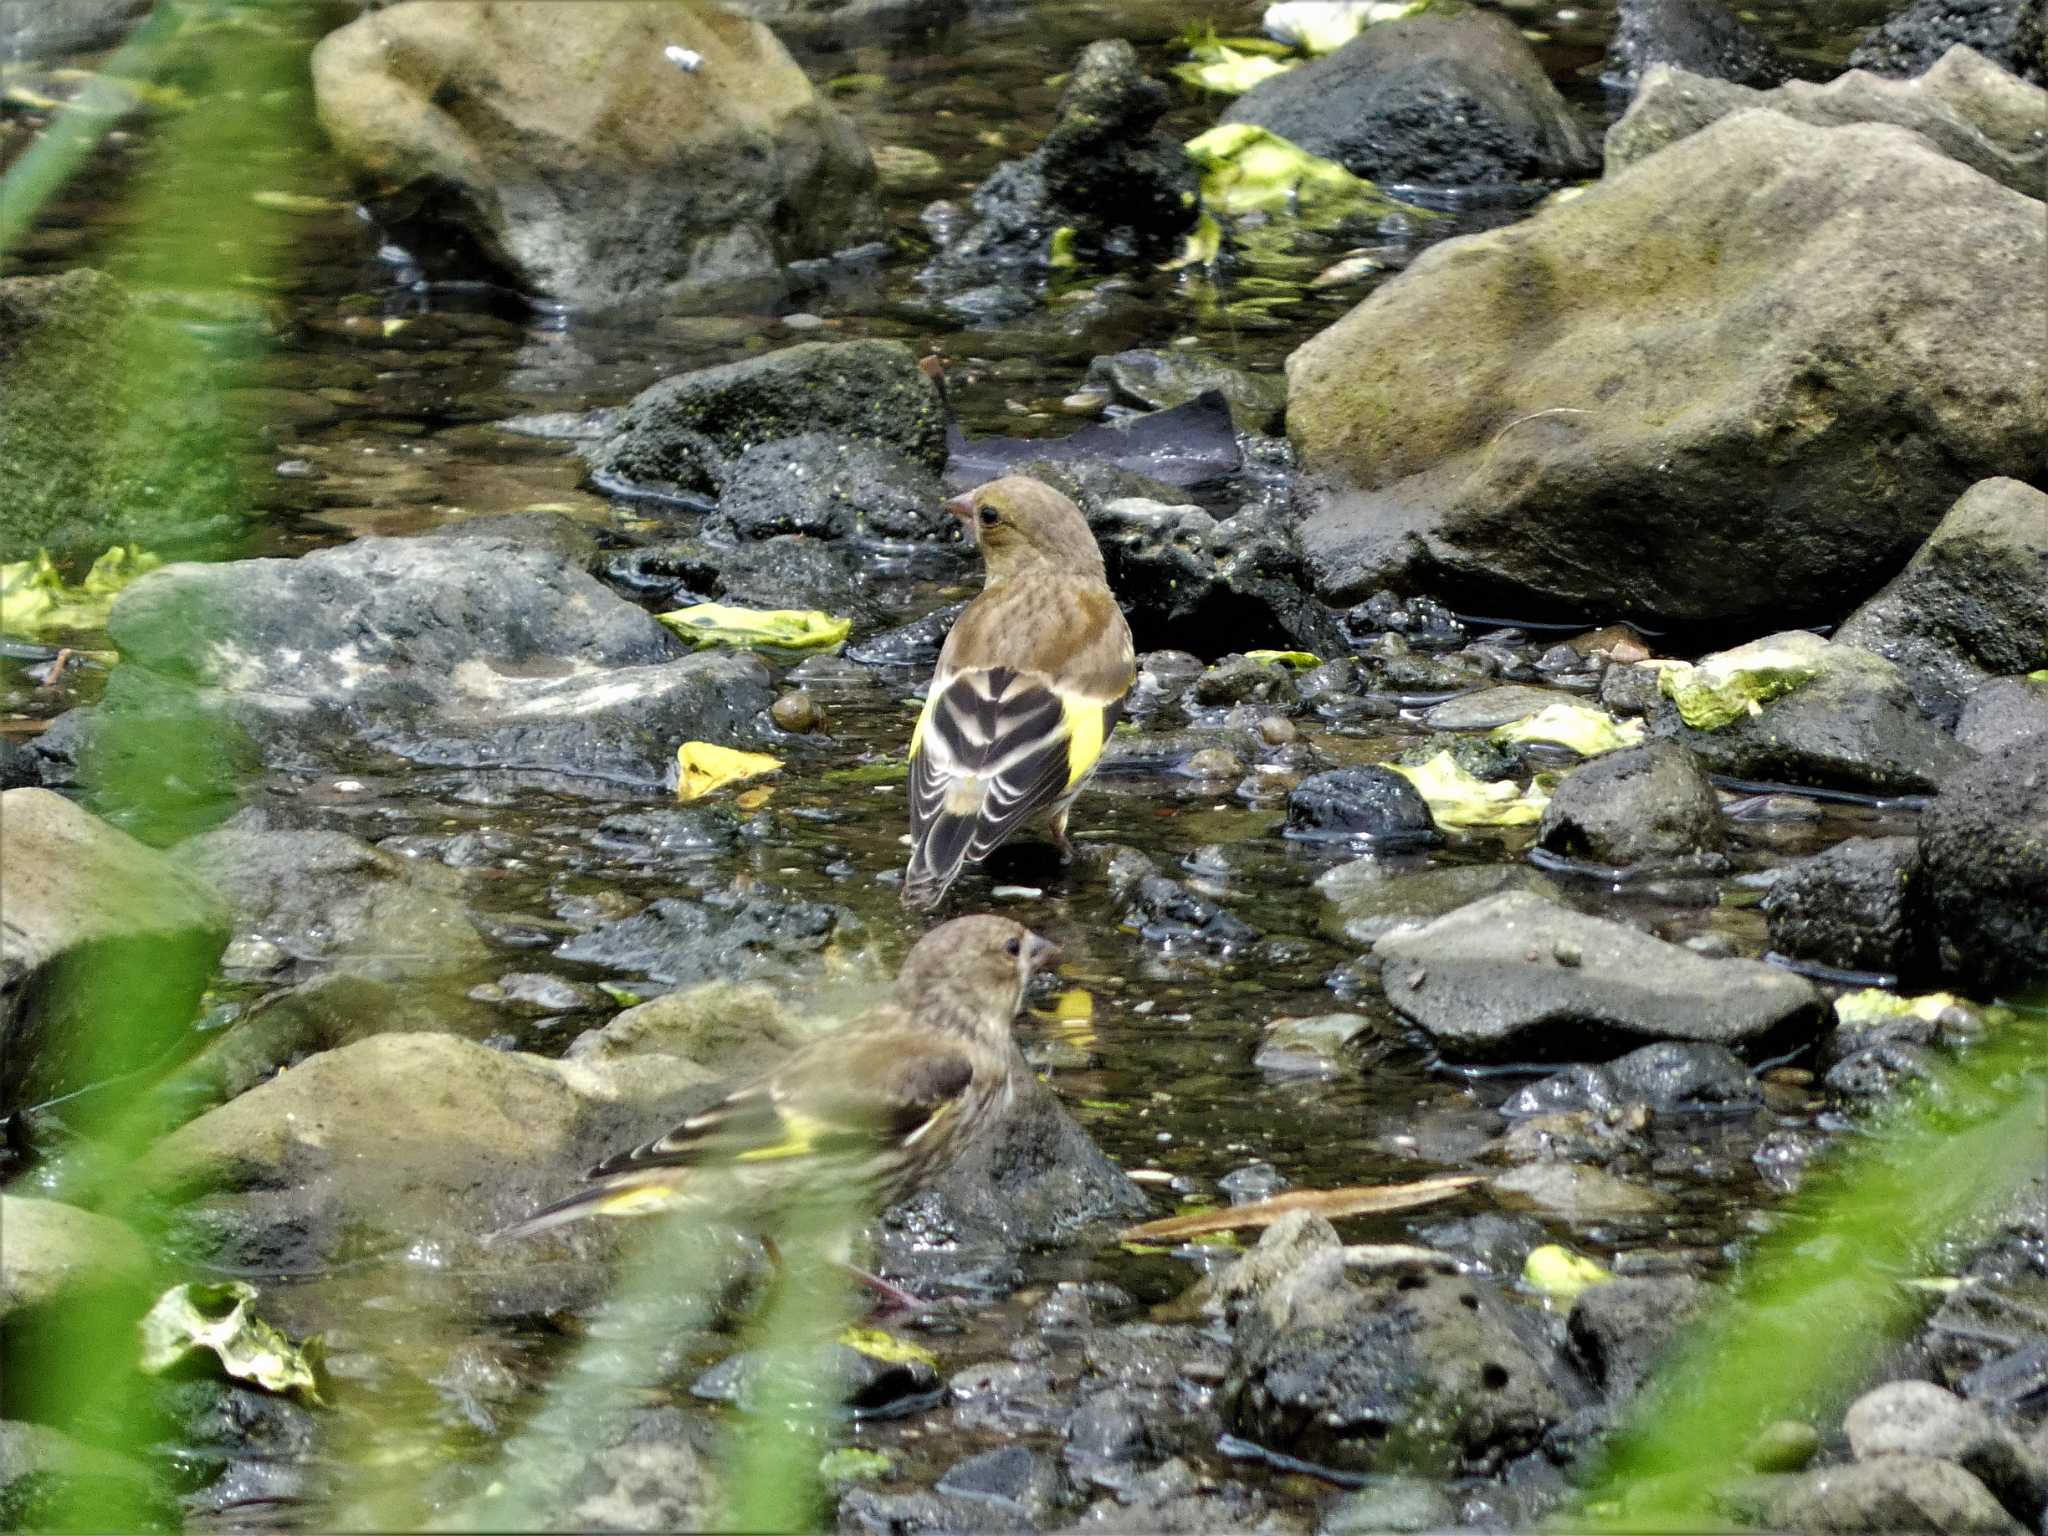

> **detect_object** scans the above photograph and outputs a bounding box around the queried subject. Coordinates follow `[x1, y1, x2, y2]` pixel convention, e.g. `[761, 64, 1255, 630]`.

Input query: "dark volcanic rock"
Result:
[1835, 478, 2048, 727]
[1222, 6, 1598, 187]
[1652, 637, 1974, 796]
[1956, 677, 2048, 755]
[1566, 1274, 1711, 1397]
[704, 434, 948, 544]
[588, 340, 947, 501]
[1286, 767, 1438, 845]
[1604, 0, 1790, 87]
[920, 40, 1197, 300]
[1086, 349, 1287, 435]
[1536, 740, 1724, 867]
[104, 521, 774, 794]
[1221, 1244, 1566, 1475]
[1917, 744, 2048, 990]
[554, 895, 850, 987]
[1373, 891, 1820, 1060]
[1849, 0, 2047, 85]
[1761, 835, 1925, 977]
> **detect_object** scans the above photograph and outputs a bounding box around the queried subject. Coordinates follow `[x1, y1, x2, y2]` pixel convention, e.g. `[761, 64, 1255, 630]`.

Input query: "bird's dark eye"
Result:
[1004, 937, 1021, 956]
[978, 505, 1000, 527]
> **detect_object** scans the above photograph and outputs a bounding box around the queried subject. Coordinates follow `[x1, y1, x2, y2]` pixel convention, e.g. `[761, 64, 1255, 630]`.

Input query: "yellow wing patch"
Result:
[595, 1184, 683, 1217]
[1062, 697, 1109, 789]
[733, 1110, 828, 1163]
[908, 691, 940, 761]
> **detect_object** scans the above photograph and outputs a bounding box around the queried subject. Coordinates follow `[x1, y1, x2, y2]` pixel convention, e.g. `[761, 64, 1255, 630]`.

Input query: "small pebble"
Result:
[1257, 715, 1299, 745]
[780, 311, 823, 331]
[1181, 747, 1244, 779]
[1059, 389, 1109, 415]
[771, 689, 823, 733]
[1745, 1419, 1820, 1473]
[1552, 940, 1583, 968]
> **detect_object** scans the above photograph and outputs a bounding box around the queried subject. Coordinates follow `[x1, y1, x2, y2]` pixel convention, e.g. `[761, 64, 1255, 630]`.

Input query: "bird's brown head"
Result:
[945, 477, 1105, 586]
[896, 913, 1058, 1040]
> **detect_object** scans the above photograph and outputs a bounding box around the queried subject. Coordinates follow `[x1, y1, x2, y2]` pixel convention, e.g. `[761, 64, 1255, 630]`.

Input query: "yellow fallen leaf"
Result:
[1118, 1173, 1481, 1242]
[1, 545, 162, 637]
[1492, 702, 1644, 756]
[658, 603, 851, 654]
[1245, 649, 1321, 669]
[1386, 750, 1549, 827]
[839, 1327, 937, 1369]
[1523, 1243, 1615, 1301]
[734, 786, 775, 811]
[677, 742, 782, 802]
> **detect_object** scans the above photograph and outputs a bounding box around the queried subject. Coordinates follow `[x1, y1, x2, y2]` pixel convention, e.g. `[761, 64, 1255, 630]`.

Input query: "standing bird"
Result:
[904, 477, 1136, 909]
[493, 916, 1055, 1243]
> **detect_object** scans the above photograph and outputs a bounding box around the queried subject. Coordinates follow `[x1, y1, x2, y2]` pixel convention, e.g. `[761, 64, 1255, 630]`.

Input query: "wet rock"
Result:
[1769, 1455, 2024, 1535]
[1604, 0, 1789, 87]
[0, 269, 241, 562]
[1844, 1380, 2046, 1526]
[179, 827, 485, 978]
[0, 788, 229, 1116]
[588, 808, 738, 865]
[591, 339, 945, 502]
[1957, 677, 2048, 754]
[706, 535, 872, 618]
[1489, 1161, 1668, 1219]
[1917, 743, 2048, 990]
[559, 1430, 717, 1532]
[1652, 635, 1973, 796]
[311, 4, 878, 307]
[0, 0, 151, 59]
[1221, 1245, 1566, 1475]
[1289, 113, 2047, 629]
[0, 1195, 148, 1322]
[1086, 350, 1287, 436]
[1221, 7, 1598, 187]
[142, 1031, 720, 1301]
[104, 522, 773, 794]
[1315, 859, 1557, 947]
[1421, 685, 1567, 731]
[1825, 1039, 1941, 1100]
[1255, 1013, 1374, 1077]
[1834, 478, 2048, 726]
[703, 434, 948, 545]
[692, 1339, 941, 1416]
[920, 41, 1197, 299]
[1506, 1041, 1757, 1115]
[1374, 891, 1820, 1060]
[1566, 1274, 1709, 1397]
[845, 600, 968, 669]
[1850, 0, 2047, 85]
[1319, 1477, 1457, 1534]
[555, 894, 849, 988]
[1537, 741, 1724, 867]
[1285, 768, 1438, 846]
[884, 1071, 1149, 1271]
[566, 978, 803, 1079]
[1118, 874, 1260, 953]
[1608, 53, 2047, 198]
[1760, 836, 1924, 978]
[840, 1487, 1034, 1535]
[936, 1445, 1066, 1522]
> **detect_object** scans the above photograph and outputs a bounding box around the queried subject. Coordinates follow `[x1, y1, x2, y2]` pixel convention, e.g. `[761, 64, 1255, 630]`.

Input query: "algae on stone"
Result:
[1656, 632, 1828, 731]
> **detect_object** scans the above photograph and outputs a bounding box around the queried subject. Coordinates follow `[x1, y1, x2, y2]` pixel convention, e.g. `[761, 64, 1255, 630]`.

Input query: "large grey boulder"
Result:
[1917, 743, 2048, 990]
[1956, 676, 2048, 754]
[0, 1195, 149, 1322]
[1288, 111, 2047, 628]
[1761, 836, 1925, 978]
[1769, 1456, 2024, 1534]
[1221, 6, 1598, 187]
[1834, 478, 2048, 726]
[1536, 740, 1724, 867]
[102, 520, 774, 793]
[1650, 633, 1976, 795]
[0, 789, 229, 1115]
[1608, 50, 2048, 198]
[311, 2, 880, 308]
[1374, 891, 1821, 1059]
[1844, 1380, 2046, 1526]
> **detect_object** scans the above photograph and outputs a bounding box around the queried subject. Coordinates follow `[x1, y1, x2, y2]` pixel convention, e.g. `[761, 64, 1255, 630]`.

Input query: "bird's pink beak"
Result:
[944, 492, 975, 523]
[1025, 933, 1060, 973]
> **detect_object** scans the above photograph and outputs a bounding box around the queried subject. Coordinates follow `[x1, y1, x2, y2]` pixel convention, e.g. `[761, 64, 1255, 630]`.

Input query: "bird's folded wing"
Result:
[908, 580, 1135, 866]
[587, 1029, 978, 1178]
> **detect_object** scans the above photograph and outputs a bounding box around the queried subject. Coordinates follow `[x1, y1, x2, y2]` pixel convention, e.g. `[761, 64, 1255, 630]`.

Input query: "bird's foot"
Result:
[840, 1262, 928, 1315]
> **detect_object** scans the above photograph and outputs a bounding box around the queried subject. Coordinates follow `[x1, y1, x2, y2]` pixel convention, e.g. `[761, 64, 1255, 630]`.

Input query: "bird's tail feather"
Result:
[486, 1173, 685, 1244]
[902, 806, 980, 909]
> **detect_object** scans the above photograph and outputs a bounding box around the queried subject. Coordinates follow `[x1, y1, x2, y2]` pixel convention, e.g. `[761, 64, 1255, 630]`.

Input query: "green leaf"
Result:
[818, 1447, 893, 1483]
[1655, 633, 1827, 730]
[656, 603, 850, 654]
[1171, 45, 1296, 95]
[0, 545, 162, 637]
[1185, 123, 1418, 228]
[138, 1281, 323, 1401]
[1833, 989, 1967, 1027]
[838, 1327, 937, 1369]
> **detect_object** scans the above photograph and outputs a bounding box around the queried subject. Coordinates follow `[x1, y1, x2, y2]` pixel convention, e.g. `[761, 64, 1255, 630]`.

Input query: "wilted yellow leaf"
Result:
[659, 603, 851, 654]
[1119, 1173, 1481, 1241]
[839, 1327, 937, 1368]
[1523, 1243, 1615, 1301]
[677, 742, 782, 802]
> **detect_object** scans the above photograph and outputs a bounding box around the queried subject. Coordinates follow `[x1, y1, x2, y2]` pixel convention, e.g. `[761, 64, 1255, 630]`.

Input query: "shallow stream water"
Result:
[1, 1, 1948, 1526]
